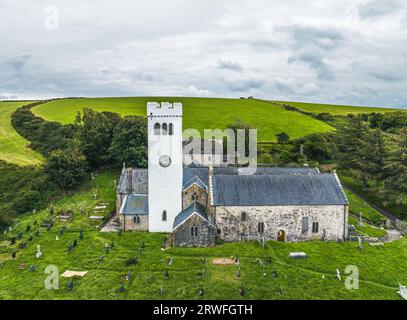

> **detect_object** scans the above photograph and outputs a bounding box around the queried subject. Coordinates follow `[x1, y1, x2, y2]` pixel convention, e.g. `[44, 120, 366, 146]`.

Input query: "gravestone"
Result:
[278, 286, 283, 295]
[358, 237, 363, 250]
[236, 267, 241, 278]
[239, 287, 245, 296]
[272, 271, 278, 278]
[34, 220, 37, 226]
[164, 270, 169, 279]
[119, 283, 125, 293]
[73, 239, 78, 248]
[111, 241, 115, 249]
[10, 237, 16, 245]
[79, 230, 84, 240]
[267, 256, 272, 264]
[358, 212, 364, 226]
[199, 288, 204, 296]
[17, 232, 22, 240]
[35, 230, 40, 237]
[118, 230, 122, 237]
[141, 241, 145, 248]
[26, 225, 31, 233]
[28, 236, 33, 242]
[67, 245, 72, 254]
[36, 244, 42, 258]
[59, 228, 64, 236]
[202, 256, 206, 265]
[168, 257, 173, 266]
[99, 255, 105, 263]
[127, 270, 132, 281]
[18, 242, 26, 249]
[138, 248, 142, 256]
[67, 280, 74, 291]
[125, 257, 137, 266]
[56, 236, 59, 241]
[336, 269, 341, 280]
[201, 268, 205, 279]
[49, 207, 54, 215]
[29, 265, 36, 272]
[47, 225, 52, 232]
[80, 207, 84, 215]
[11, 252, 16, 259]
[160, 285, 163, 295]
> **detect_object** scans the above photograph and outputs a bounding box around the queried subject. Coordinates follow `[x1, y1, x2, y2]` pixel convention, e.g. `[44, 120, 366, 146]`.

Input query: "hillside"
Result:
[32, 97, 334, 142]
[272, 100, 405, 115]
[0, 102, 43, 166]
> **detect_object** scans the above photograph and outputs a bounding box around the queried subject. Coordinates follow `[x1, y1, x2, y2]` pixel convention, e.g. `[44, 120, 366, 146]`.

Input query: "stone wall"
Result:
[215, 205, 348, 242]
[182, 184, 208, 210]
[119, 214, 149, 231]
[173, 214, 216, 247]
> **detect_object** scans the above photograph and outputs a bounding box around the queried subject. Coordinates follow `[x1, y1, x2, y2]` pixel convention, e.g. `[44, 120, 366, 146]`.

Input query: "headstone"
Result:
[118, 230, 122, 237]
[35, 230, 40, 237]
[47, 224, 52, 232]
[29, 265, 36, 272]
[358, 237, 363, 250]
[19, 263, 26, 270]
[50, 207, 54, 215]
[164, 270, 169, 279]
[272, 271, 277, 278]
[67, 245, 72, 254]
[236, 267, 241, 278]
[17, 232, 22, 240]
[168, 257, 173, 266]
[160, 285, 163, 295]
[127, 270, 132, 281]
[18, 242, 26, 249]
[239, 287, 245, 296]
[99, 255, 105, 263]
[10, 237, 16, 245]
[111, 241, 115, 249]
[11, 252, 16, 259]
[199, 288, 204, 296]
[141, 241, 145, 248]
[36, 244, 42, 258]
[80, 207, 84, 215]
[336, 269, 341, 280]
[33, 209, 36, 214]
[119, 283, 125, 293]
[34, 220, 37, 226]
[67, 280, 74, 291]
[267, 256, 272, 264]
[79, 230, 84, 240]
[278, 286, 283, 295]
[28, 236, 33, 242]
[125, 257, 137, 265]
[138, 248, 142, 256]
[9, 226, 12, 232]
[73, 239, 78, 248]
[59, 228, 64, 236]
[201, 268, 205, 279]
[358, 212, 364, 226]
[26, 225, 31, 233]
[202, 256, 206, 265]
[56, 236, 59, 241]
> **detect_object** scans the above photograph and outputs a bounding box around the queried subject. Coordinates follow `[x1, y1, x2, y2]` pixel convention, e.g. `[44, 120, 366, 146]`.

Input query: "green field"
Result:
[32, 97, 334, 142]
[0, 102, 43, 166]
[273, 101, 405, 115]
[0, 169, 405, 300]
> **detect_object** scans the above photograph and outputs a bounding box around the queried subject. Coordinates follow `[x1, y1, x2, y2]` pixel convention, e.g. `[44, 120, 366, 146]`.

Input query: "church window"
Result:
[241, 212, 247, 221]
[162, 123, 168, 135]
[169, 123, 173, 135]
[154, 123, 160, 135]
[312, 222, 319, 233]
[133, 216, 140, 224]
[258, 222, 265, 234]
[191, 224, 198, 237]
[162, 210, 167, 221]
[301, 217, 309, 234]
[192, 192, 198, 201]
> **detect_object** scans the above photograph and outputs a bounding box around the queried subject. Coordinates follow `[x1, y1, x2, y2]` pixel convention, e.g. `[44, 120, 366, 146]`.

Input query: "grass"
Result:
[344, 189, 387, 226]
[1, 169, 406, 300]
[32, 97, 334, 142]
[272, 101, 405, 115]
[0, 102, 43, 166]
[348, 216, 387, 239]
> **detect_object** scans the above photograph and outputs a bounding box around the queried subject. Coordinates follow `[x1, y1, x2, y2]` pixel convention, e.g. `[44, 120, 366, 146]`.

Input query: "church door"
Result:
[277, 230, 285, 242]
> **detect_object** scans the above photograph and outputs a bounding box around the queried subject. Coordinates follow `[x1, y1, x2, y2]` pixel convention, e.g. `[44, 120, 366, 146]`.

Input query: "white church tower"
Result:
[147, 102, 183, 232]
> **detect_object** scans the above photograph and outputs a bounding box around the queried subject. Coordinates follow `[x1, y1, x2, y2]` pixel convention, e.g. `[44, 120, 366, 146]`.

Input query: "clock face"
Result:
[159, 155, 171, 167]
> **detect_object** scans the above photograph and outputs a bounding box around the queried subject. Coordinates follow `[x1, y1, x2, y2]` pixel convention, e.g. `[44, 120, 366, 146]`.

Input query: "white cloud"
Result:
[0, 0, 407, 107]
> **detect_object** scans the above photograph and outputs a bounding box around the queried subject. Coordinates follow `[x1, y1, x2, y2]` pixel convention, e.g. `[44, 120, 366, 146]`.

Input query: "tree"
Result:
[276, 132, 290, 145]
[45, 150, 88, 191]
[75, 108, 122, 167]
[334, 117, 371, 187]
[369, 112, 384, 129]
[108, 116, 148, 167]
[302, 133, 333, 162]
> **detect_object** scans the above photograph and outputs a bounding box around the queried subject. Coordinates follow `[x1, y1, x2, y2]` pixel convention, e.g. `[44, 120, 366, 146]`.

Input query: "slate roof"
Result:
[183, 167, 209, 187]
[173, 202, 215, 229]
[212, 174, 348, 206]
[117, 168, 148, 194]
[213, 167, 319, 176]
[120, 194, 148, 215]
[183, 175, 208, 190]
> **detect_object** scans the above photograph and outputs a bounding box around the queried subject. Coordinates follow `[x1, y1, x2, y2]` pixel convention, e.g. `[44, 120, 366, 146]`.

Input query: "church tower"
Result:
[147, 102, 183, 232]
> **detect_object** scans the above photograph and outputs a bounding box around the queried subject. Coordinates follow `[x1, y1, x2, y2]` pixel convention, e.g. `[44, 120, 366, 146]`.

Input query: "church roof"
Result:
[183, 175, 208, 191]
[213, 167, 319, 175]
[212, 173, 348, 206]
[120, 193, 148, 215]
[183, 167, 209, 187]
[173, 202, 215, 229]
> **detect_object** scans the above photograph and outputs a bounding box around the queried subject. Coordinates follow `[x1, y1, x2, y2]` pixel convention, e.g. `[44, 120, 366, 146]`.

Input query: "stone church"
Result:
[116, 102, 349, 246]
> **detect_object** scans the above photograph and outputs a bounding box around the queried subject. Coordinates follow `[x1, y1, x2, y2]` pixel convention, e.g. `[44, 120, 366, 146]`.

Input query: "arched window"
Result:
[133, 216, 140, 224]
[241, 212, 247, 221]
[191, 192, 198, 201]
[258, 222, 265, 234]
[191, 224, 198, 237]
[162, 123, 168, 135]
[162, 210, 167, 221]
[169, 123, 173, 135]
[312, 222, 319, 233]
[154, 123, 160, 135]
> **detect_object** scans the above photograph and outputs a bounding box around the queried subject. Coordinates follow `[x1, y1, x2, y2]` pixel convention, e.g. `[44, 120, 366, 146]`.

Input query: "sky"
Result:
[1, 0, 407, 108]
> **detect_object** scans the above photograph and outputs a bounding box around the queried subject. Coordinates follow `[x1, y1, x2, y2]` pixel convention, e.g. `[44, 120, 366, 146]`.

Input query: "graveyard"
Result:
[1, 169, 406, 300]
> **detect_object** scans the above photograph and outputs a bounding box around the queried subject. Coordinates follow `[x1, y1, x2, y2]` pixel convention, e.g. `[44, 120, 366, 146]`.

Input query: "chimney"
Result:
[126, 168, 133, 194]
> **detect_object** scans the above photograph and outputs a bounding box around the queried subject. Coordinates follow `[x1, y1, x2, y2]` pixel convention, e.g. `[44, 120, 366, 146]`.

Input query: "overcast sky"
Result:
[1, 0, 407, 107]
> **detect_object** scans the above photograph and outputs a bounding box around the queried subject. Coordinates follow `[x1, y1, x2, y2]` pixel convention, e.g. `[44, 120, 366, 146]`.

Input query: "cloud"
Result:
[217, 60, 243, 72]
[0, 0, 407, 107]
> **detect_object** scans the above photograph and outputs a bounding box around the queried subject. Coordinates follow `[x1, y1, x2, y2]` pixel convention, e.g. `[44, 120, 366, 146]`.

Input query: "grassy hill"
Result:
[272, 100, 405, 115]
[0, 102, 43, 166]
[32, 97, 334, 142]
[0, 170, 405, 300]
